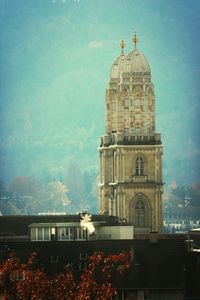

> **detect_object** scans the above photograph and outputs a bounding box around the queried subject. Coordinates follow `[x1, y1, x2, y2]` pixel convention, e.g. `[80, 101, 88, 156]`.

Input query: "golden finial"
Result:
[133, 32, 138, 48]
[120, 39, 125, 55]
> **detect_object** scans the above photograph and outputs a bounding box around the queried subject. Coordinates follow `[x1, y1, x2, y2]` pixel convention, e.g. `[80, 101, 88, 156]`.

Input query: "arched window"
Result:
[130, 194, 151, 229]
[135, 199, 145, 228]
[136, 157, 144, 176]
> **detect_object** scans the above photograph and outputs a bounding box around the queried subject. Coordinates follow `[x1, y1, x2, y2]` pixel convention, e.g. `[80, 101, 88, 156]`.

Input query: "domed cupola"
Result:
[125, 48, 151, 73]
[123, 33, 151, 83]
[110, 40, 126, 82]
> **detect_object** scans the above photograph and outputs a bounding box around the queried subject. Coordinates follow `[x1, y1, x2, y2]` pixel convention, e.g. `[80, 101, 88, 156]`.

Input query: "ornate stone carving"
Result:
[133, 85, 143, 97]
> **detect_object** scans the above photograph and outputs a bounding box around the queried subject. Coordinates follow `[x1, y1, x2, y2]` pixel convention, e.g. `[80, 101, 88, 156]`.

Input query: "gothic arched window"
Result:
[135, 199, 145, 228]
[136, 157, 144, 176]
[130, 194, 151, 229]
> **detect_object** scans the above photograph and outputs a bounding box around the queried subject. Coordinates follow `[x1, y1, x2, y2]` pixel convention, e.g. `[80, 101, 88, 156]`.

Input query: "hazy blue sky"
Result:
[0, 0, 200, 185]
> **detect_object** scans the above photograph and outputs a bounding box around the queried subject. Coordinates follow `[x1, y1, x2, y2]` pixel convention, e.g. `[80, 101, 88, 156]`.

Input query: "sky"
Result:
[0, 0, 200, 186]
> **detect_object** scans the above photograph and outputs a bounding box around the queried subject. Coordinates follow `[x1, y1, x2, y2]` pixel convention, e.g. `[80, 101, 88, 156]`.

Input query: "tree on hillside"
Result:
[9, 176, 42, 198]
[47, 180, 71, 208]
[172, 183, 200, 208]
[9, 176, 43, 214]
[84, 174, 99, 213]
[0, 179, 8, 197]
[164, 182, 200, 213]
[193, 181, 200, 193]
[66, 162, 87, 209]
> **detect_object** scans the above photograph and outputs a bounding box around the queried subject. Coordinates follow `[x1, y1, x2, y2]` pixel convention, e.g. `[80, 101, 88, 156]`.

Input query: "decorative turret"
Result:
[110, 39, 126, 81]
[105, 34, 158, 143]
[133, 32, 138, 48]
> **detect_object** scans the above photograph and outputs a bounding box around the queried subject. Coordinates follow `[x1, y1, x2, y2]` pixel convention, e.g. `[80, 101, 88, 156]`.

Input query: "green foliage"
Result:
[9, 177, 42, 198]
[0, 160, 99, 215]
[0, 180, 7, 197]
[164, 181, 200, 213]
[171, 182, 200, 208]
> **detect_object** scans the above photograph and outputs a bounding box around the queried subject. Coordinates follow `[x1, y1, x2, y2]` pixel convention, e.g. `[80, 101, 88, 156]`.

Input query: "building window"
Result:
[135, 98, 140, 106]
[113, 150, 117, 182]
[37, 228, 43, 240]
[59, 227, 74, 241]
[124, 128, 129, 136]
[113, 188, 117, 199]
[124, 136, 128, 141]
[30, 227, 51, 241]
[135, 199, 145, 228]
[31, 228, 37, 240]
[112, 102, 116, 111]
[79, 262, 87, 270]
[124, 98, 129, 108]
[79, 252, 88, 260]
[50, 256, 59, 264]
[57, 227, 87, 241]
[76, 228, 87, 240]
[136, 157, 144, 175]
[44, 228, 50, 240]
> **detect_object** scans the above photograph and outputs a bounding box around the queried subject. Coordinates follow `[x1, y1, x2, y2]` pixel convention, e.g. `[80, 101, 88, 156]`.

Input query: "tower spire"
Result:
[120, 39, 125, 55]
[133, 32, 138, 49]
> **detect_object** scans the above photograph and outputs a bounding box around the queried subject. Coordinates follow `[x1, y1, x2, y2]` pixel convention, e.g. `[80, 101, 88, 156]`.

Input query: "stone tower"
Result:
[99, 34, 163, 232]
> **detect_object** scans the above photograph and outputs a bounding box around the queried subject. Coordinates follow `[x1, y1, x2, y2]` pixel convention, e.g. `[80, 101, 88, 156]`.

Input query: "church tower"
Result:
[99, 34, 163, 232]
